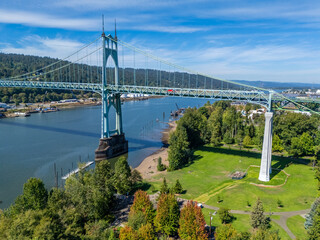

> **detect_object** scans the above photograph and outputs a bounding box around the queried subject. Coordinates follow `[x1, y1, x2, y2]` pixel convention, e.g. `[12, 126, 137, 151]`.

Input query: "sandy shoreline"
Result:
[135, 121, 177, 179]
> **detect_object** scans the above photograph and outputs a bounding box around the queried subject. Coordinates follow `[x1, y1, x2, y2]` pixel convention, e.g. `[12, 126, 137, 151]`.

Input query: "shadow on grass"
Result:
[196, 146, 311, 181]
[133, 182, 152, 192]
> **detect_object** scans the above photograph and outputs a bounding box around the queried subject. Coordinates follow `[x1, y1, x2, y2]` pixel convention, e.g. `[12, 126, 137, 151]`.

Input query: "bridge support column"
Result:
[95, 33, 128, 161]
[258, 111, 273, 182]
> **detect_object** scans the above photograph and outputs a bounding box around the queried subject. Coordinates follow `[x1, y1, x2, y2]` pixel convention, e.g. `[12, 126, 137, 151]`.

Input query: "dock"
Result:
[61, 161, 94, 180]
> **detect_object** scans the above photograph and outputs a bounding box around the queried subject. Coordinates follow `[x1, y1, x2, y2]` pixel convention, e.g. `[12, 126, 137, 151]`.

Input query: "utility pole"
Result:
[209, 211, 216, 238]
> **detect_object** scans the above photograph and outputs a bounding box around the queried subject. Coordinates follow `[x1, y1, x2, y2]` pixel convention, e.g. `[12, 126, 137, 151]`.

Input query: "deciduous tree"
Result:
[178, 200, 207, 240]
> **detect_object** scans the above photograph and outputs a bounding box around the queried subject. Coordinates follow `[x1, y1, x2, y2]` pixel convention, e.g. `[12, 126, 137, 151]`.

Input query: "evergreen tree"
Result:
[178, 200, 207, 240]
[157, 157, 166, 171]
[305, 198, 320, 229]
[160, 177, 169, 194]
[168, 126, 190, 170]
[138, 223, 155, 240]
[308, 206, 320, 239]
[208, 107, 223, 146]
[217, 207, 233, 224]
[154, 193, 180, 236]
[114, 157, 132, 194]
[251, 198, 270, 230]
[173, 179, 183, 194]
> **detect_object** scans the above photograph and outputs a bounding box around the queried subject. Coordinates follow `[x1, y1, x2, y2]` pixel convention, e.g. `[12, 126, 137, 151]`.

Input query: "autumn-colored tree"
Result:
[154, 193, 180, 236]
[119, 226, 139, 240]
[178, 200, 207, 240]
[129, 190, 154, 224]
[138, 223, 155, 240]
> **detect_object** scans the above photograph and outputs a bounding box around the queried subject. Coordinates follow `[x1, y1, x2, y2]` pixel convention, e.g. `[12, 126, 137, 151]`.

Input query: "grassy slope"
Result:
[287, 215, 308, 240]
[148, 146, 317, 212]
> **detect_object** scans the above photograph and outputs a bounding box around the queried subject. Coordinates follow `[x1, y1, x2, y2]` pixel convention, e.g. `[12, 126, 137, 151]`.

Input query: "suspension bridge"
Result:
[0, 31, 319, 182]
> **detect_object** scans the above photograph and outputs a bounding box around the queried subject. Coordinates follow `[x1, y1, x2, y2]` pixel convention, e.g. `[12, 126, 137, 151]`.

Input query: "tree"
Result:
[251, 198, 270, 230]
[178, 200, 207, 240]
[11, 178, 48, 214]
[160, 177, 169, 194]
[129, 190, 154, 224]
[154, 193, 180, 236]
[272, 134, 284, 152]
[130, 169, 143, 185]
[178, 108, 209, 148]
[214, 224, 238, 240]
[308, 205, 320, 239]
[138, 223, 155, 240]
[217, 207, 233, 224]
[168, 126, 190, 170]
[119, 226, 139, 240]
[291, 133, 314, 156]
[300, 132, 315, 156]
[114, 157, 132, 194]
[243, 135, 252, 148]
[173, 179, 183, 194]
[305, 198, 320, 229]
[157, 157, 166, 171]
[208, 107, 223, 146]
[251, 229, 280, 240]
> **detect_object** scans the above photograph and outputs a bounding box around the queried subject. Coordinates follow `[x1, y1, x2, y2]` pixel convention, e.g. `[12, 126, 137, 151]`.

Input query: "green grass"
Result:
[147, 146, 317, 212]
[287, 215, 308, 240]
[201, 208, 291, 239]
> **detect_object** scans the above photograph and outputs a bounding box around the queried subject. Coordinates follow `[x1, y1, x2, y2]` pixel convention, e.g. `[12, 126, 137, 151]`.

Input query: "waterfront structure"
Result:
[0, 32, 319, 181]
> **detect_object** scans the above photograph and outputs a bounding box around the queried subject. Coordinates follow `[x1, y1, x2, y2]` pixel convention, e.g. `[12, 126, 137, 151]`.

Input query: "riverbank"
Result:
[135, 121, 176, 179]
[0, 95, 165, 119]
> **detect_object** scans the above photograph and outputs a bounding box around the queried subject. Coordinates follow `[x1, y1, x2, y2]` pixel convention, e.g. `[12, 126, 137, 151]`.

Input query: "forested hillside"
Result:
[0, 53, 239, 104]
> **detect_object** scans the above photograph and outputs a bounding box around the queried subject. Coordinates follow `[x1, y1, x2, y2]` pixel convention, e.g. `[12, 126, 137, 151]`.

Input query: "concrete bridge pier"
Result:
[95, 93, 128, 161]
[258, 111, 273, 182]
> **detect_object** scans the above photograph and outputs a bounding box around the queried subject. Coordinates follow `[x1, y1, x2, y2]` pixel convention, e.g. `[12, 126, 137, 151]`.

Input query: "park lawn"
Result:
[148, 146, 317, 212]
[201, 208, 290, 239]
[287, 215, 307, 240]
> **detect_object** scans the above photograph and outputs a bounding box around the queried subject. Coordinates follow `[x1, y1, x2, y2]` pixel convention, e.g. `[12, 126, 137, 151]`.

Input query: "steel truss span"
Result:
[0, 80, 270, 107]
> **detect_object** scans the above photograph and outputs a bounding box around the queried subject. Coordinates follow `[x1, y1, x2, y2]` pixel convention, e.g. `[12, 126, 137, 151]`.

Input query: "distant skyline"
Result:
[1, 0, 320, 83]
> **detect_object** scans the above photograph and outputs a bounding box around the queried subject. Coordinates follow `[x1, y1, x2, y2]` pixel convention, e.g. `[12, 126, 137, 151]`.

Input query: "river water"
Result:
[0, 97, 212, 209]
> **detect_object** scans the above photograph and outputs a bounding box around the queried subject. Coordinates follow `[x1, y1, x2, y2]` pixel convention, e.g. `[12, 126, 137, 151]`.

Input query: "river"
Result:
[0, 97, 213, 209]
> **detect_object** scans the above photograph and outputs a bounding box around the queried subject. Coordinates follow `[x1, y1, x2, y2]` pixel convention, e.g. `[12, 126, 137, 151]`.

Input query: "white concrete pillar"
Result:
[258, 112, 273, 182]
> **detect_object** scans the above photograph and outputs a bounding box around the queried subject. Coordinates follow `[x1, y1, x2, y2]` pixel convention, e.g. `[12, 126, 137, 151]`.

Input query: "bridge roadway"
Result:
[1, 80, 319, 107]
[0, 80, 270, 107]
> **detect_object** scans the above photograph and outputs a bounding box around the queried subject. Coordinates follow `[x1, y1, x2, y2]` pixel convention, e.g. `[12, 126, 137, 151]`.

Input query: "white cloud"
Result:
[0, 9, 99, 31]
[1, 35, 86, 59]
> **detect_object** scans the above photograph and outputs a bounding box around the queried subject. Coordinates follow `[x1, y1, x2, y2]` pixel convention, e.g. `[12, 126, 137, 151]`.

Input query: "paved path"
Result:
[200, 203, 309, 239]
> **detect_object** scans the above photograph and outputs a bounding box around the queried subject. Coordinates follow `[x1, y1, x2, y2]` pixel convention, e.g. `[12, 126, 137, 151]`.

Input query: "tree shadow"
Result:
[197, 146, 311, 181]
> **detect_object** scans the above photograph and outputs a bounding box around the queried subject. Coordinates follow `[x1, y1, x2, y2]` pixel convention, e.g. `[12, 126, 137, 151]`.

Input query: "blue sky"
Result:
[1, 0, 320, 83]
